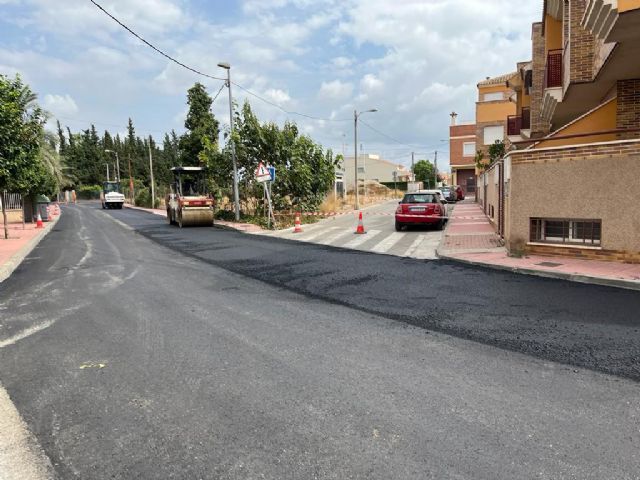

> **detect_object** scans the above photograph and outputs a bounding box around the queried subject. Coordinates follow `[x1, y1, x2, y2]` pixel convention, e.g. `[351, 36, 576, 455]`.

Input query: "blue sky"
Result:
[0, 0, 540, 170]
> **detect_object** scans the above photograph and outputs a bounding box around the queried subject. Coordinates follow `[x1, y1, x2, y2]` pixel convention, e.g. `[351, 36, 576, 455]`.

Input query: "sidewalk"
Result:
[123, 204, 264, 233]
[438, 202, 640, 291]
[0, 215, 60, 284]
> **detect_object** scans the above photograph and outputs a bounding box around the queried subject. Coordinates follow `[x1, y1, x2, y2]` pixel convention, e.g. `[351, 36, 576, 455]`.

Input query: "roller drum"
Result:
[178, 208, 214, 227]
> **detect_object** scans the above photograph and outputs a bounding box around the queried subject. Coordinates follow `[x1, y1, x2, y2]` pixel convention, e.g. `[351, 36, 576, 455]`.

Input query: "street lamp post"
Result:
[218, 62, 240, 222]
[354, 109, 377, 210]
[105, 163, 110, 182]
[104, 150, 120, 183]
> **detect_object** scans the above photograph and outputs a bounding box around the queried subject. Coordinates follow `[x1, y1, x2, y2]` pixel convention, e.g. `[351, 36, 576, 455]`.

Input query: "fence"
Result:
[1, 193, 22, 210]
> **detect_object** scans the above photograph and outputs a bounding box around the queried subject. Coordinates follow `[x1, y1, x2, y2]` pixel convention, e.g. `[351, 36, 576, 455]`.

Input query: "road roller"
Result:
[166, 166, 215, 228]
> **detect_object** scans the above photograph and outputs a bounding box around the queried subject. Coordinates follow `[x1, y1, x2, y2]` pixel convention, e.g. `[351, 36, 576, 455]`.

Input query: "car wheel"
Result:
[395, 221, 403, 232]
[436, 219, 445, 230]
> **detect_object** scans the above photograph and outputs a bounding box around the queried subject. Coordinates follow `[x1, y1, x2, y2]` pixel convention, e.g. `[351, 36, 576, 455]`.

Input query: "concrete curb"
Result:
[0, 215, 60, 285]
[436, 250, 640, 291]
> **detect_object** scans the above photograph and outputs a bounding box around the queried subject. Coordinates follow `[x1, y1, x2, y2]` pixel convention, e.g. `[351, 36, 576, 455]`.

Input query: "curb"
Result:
[0, 215, 60, 284]
[436, 250, 640, 291]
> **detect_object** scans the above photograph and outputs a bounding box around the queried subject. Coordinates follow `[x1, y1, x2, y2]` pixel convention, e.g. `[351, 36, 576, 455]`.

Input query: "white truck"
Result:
[101, 181, 125, 209]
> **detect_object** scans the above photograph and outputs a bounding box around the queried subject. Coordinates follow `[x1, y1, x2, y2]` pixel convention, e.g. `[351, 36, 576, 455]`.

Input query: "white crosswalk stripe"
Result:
[371, 232, 405, 254]
[299, 227, 341, 243]
[342, 230, 382, 249]
[402, 236, 425, 257]
[317, 228, 353, 245]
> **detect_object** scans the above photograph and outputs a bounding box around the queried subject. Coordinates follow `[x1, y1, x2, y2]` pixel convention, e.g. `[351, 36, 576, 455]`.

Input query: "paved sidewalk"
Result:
[439, 202, 504, 254]
[123, 204, 264, 233]
[438, 202, 640, 290]
[0, 213, 60, 283]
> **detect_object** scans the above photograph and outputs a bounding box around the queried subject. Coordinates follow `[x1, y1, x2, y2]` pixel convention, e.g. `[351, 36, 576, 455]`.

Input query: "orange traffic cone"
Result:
[36, 212, 44, 228]
[293, 212, 303, 233]
[355, 211, 366, 234]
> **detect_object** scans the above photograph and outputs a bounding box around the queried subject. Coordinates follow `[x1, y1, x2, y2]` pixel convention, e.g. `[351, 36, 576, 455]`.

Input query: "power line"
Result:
[89, 0, 225, 82]
[359, 120, 449, 151]
[89, 0, 349, 123]
[232, 82, 348, 122]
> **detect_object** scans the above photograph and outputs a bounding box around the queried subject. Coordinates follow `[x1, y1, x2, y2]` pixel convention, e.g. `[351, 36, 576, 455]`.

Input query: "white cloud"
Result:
[331, 56, 353, 69]
[318, 79, 353, 100]
[42, 94, 79, 116]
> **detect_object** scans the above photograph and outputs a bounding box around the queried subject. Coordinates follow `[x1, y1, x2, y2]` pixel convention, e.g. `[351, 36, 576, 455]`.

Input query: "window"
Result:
[357, 167, 365, 173]
[483, 92, 503, 101]
[483, 125, 504, 145]
[463, 142, 475, 157]
[530, 218, 601, 246]
[402, 194, 437, 204]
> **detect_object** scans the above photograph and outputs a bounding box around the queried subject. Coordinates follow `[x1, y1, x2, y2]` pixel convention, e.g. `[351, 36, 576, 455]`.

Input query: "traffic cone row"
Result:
[355, 211, 366, 234]
[293, 212, 303, 233]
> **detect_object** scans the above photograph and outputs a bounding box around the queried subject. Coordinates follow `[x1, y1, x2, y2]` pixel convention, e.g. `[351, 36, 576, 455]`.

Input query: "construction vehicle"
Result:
[101, 181, 125, 209]
[166, 166, 215, 227]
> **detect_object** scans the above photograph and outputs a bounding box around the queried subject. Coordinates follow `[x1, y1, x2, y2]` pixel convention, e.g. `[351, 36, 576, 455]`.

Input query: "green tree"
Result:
[179, 83, 220, 166]
[413, 159, 435, 186]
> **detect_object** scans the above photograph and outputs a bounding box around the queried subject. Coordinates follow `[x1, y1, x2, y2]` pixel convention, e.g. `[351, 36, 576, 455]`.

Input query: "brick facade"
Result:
[449, 123, 477, 167]
[526, 244, 640, 264]
[530, 23, 550, 137]
[617, 79, 640, 138]
[568, 0, 596, 84]
[511, 139, 640, 164]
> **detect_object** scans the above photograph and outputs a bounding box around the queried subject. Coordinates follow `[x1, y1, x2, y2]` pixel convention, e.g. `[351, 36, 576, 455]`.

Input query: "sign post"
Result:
[255, 162, 276, 228]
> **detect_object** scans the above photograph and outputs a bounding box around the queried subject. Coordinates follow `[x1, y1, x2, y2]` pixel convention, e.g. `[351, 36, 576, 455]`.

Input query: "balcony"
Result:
[507, 108, 531, 139]
[544, 50, 563, 88]
[542, 50, 563, 124]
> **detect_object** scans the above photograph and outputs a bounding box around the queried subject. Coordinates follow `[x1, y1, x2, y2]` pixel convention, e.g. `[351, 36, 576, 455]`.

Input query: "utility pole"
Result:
[106, 163, 110, 181]
[128, 157, 135, 205]
[434, 150, 439, 188]
[411, 152, 415, 181]
[148, 136, 155, 209]
[353, 108, 377, 210]
[218, 62, 240, 221]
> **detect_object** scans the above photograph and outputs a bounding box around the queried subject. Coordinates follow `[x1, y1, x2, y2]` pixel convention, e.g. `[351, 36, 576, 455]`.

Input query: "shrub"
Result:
[77, 185, 102, 199]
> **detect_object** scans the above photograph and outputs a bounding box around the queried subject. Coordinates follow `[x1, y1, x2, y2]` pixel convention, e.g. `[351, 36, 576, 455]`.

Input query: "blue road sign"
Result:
[268, 166, 276, 182]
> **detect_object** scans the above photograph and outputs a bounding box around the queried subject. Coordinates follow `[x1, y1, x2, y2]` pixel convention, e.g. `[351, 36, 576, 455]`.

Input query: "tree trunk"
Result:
[2, 191, 8, 240]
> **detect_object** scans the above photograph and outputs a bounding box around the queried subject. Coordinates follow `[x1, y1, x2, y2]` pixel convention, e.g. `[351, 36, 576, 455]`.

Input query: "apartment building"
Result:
[480, 0, 640, 262]
[448, 113, 477, 196]
[449, 73, 517, 198]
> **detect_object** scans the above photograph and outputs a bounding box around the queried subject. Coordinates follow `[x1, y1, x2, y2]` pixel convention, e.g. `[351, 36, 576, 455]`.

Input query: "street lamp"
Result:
[354, 108, 377, 210]
[104, 149, 120, 183]
[218, 61, 240, 222]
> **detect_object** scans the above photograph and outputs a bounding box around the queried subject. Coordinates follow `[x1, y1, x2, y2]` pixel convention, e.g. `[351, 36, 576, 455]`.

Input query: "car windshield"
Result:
[402, 194, 437, 204]
[103, 182, 120, 193]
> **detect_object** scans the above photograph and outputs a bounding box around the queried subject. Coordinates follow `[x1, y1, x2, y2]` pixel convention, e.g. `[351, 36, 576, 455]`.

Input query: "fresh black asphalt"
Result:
[110, 204, 640, 381]
[1, 202, 639, 479]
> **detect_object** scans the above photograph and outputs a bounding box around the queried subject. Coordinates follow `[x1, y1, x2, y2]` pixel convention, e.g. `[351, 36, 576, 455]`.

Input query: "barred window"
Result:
[530, 218, 601, 245]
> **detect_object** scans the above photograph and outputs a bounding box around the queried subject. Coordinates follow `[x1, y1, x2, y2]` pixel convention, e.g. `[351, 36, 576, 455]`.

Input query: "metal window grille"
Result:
[530, 218, 601, 245]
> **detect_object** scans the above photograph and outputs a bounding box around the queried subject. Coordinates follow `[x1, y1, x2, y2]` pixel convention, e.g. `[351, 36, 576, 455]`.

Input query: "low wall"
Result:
[506, 140, 640, 262]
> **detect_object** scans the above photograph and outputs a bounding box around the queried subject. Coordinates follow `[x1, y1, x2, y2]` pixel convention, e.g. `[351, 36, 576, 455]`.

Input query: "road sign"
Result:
[255, 162, 271, 183]
[268, 166, 276, 182]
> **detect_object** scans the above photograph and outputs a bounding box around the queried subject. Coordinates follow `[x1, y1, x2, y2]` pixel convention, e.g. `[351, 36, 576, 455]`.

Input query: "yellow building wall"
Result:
[533, 98, 617, 148]
[544, 15, 563, 54]
[477, 101, 517, 123]
[619, 0, 640, 12]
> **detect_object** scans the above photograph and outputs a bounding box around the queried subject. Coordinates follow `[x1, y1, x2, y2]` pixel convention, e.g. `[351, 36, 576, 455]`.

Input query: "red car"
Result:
[395, 192, 446, 231]
[453, 185, 465, 201]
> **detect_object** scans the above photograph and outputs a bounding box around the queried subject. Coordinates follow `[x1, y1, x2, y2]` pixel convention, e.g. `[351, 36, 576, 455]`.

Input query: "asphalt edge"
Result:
[0, 214, 60, 285]
[436, 250, 640, 292]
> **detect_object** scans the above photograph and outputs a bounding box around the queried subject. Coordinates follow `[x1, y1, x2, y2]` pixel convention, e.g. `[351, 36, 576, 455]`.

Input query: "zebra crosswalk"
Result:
[251, 200, 444, 260]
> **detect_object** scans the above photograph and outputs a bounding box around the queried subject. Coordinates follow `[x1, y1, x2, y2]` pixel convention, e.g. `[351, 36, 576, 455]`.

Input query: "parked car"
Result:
[439, 186, 457, 202]
[395, 191, 448, 231]
[452, 185, 465, 201]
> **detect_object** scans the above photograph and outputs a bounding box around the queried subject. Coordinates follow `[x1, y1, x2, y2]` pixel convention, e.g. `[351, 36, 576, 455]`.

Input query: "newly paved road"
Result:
[257, 200, 442, 259]
[1, 202, 640, 479]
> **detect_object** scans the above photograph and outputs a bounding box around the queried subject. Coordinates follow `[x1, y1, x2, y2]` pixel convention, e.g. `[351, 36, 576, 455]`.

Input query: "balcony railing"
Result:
[522, 107, 531, 130]
[545, 49, 563, 89]
[507, 115, 522, 136]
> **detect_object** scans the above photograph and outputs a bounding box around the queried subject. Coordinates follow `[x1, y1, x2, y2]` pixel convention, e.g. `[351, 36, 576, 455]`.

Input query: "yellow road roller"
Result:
[166, 166, 215, 228]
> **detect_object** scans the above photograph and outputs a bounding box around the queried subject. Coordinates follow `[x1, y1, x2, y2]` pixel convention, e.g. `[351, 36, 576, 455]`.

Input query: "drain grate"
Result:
[536, 261, 563, 267]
